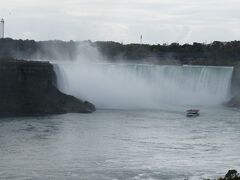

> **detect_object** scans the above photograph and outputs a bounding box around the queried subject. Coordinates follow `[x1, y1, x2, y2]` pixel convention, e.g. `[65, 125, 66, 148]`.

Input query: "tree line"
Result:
[1, 38, 240, 66]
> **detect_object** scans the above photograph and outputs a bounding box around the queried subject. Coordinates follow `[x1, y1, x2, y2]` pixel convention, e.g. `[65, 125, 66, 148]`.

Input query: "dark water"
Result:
[0, 107, 240, 180]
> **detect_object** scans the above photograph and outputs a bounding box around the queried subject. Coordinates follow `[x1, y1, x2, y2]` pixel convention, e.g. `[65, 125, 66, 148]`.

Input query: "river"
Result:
[0, 106, 239, 180]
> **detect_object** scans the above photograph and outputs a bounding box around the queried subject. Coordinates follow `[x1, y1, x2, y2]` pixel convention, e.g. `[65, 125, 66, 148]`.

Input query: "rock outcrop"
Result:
[0, 58, 95, 117]
[228, 64, 240, 108]
[227, 96, 240, 108]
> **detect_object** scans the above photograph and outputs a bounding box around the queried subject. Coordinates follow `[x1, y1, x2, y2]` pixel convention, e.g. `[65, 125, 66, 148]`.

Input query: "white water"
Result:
[55, 63, 233, 109]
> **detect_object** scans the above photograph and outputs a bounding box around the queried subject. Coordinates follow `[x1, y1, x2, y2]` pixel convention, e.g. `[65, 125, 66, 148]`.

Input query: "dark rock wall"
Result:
[231, 64, 240, 95]
[0, 58, 95, 117]
[228, 64, 240, 107]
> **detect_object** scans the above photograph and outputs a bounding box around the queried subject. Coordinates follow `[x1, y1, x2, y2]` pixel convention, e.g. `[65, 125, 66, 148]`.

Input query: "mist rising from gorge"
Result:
[53, 43, 233, 109]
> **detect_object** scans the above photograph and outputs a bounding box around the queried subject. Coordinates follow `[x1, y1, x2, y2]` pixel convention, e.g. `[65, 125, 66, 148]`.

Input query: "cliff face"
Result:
[227, 64, 240, 107]
[0, 58, 95, 117]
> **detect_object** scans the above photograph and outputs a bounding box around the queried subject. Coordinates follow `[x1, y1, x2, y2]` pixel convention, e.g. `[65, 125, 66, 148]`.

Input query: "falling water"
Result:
[54, 63, 233, 109]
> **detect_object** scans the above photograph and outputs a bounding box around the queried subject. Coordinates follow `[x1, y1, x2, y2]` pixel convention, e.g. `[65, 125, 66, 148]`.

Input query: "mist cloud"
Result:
[54, 44, 233, 109]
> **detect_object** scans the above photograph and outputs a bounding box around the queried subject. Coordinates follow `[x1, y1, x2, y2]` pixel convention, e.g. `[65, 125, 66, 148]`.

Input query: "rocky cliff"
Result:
[0, 58, 95, 117]
[227, 64, 240, 108]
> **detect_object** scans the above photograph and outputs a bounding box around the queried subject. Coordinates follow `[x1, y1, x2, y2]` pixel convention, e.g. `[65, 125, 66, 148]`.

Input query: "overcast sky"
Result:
[1, 0, 240, 44]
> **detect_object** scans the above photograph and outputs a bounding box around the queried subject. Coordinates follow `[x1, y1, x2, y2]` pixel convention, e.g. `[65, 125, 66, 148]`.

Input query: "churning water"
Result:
[55, 63, 233, 109]
[0, 107, 240, 180]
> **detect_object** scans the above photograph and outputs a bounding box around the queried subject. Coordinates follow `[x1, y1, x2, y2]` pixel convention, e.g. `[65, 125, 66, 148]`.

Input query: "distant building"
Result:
[0, 18, 4, 38]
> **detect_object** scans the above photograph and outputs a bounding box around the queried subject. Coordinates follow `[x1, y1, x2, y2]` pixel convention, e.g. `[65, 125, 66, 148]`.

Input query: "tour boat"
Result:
[186, 109, 199, 117]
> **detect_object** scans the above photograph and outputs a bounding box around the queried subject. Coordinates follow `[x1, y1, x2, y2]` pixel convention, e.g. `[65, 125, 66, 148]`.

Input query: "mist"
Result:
[54, 43, 233, 109]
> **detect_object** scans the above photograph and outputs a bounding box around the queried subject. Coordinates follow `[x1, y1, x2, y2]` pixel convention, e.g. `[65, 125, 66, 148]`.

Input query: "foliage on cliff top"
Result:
[218, 170, 240, 180]
[1, 38, 240, 66]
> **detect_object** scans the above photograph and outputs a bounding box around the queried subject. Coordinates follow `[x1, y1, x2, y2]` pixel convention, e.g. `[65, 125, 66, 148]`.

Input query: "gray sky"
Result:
[1, 0, 240, 44]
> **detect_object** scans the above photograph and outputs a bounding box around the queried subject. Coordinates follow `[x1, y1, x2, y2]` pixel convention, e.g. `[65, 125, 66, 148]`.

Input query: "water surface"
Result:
[0, 107, 240, 180]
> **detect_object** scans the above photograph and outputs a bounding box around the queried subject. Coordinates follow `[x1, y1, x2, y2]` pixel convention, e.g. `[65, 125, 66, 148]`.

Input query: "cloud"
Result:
[0, 0, 239, 43]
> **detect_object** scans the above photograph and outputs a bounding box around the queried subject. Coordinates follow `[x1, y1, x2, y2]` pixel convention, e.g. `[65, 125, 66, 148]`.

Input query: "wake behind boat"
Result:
[186, 109, 200, 117]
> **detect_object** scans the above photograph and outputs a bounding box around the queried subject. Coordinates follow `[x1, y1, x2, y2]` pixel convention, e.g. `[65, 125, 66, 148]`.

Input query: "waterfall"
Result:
[55, 63, 233, 109]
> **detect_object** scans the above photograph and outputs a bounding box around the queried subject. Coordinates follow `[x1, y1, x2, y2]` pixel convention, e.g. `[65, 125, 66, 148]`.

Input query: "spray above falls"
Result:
[55, 63, 233, 109]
